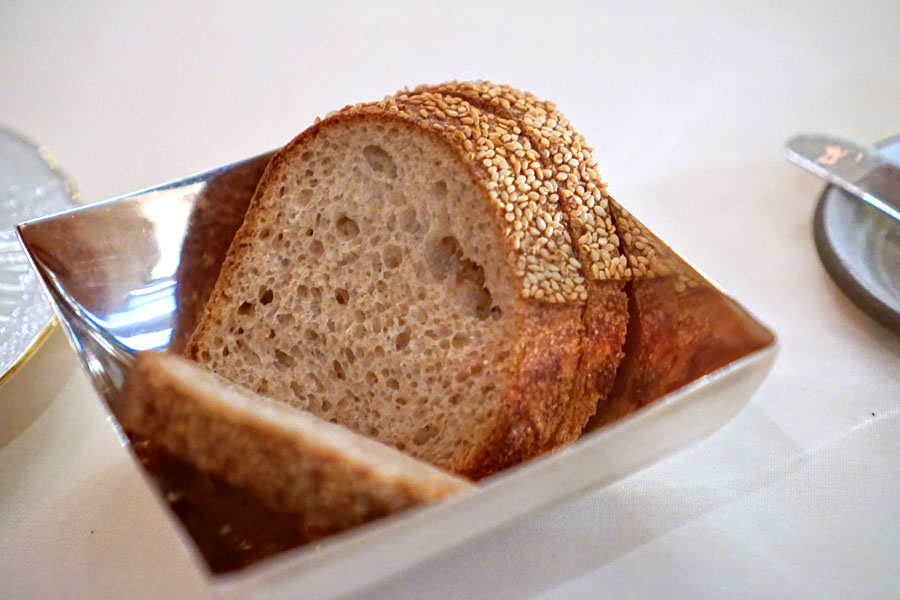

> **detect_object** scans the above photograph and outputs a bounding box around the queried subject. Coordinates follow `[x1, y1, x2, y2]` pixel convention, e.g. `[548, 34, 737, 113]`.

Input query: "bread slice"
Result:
[586, 202, 775, 428]
[408, 82, 629, 442]
[185, 82, 630, 478]
[117, 351, 472, 538]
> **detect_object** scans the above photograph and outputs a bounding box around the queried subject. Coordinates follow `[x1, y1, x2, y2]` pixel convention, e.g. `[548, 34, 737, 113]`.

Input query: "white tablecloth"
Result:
[2, 2, 898, 598]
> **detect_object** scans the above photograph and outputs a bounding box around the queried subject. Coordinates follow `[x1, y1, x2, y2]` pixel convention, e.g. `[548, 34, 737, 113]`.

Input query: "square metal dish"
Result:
[17, 152, 777, 599]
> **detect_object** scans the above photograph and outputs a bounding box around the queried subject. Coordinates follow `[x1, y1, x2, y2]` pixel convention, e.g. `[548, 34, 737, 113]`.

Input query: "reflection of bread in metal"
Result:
[587, 202, 774, 429]
[22, 205, 158, 315]
[131, 437, 308, 573]
[169, 154, 271, 353]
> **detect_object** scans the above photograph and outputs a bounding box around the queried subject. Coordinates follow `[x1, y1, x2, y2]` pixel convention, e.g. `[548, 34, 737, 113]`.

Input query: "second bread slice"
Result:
[117, 351, 473, 539]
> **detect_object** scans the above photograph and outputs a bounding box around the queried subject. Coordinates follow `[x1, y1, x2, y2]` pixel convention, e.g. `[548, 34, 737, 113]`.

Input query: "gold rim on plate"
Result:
[0, 126, 79, 385]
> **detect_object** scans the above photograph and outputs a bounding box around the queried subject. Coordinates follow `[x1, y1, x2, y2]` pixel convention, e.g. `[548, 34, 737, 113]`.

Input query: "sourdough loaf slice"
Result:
[118, 351, 472, 538]
[185, 82, 629, 478]
[408, 82, 629, 444]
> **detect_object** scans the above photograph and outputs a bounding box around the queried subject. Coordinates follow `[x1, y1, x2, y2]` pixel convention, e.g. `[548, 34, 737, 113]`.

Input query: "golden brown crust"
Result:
[460, 301, 584, 479]
[587, 205, 775, 429]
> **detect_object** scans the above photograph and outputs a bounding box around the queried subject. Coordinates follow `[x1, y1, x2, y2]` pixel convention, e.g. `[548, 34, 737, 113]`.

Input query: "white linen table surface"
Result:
[1, 2, 898, 598]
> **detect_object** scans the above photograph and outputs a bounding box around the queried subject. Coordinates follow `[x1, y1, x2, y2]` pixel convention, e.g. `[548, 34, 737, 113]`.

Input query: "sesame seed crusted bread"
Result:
[118, 351, 472, 538]
[185, 81, 630, 478]
[409, 81, 629, 442]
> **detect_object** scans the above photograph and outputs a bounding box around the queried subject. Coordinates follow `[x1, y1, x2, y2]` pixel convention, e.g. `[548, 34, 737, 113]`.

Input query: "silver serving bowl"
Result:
[17, 152, 777, 599]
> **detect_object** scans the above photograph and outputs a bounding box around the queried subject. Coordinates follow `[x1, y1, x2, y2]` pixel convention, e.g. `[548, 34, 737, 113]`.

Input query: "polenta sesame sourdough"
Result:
[185, 81, 633, 479]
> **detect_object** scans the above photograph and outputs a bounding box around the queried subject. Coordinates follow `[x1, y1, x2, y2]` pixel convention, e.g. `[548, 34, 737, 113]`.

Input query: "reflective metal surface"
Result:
[18, 152, 274, 408]
[17, 150, 776, 589]
[0, 125, 78, 386]
[813, 135, 900, 334]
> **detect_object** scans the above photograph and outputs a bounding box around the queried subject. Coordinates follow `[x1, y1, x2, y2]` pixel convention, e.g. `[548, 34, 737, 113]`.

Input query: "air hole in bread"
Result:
[237, 302, 253, 316]
[334, 288, 349, 304]
[395, 329, 411, 351]
[412, 425, 434, 446]
[259, 288, 274, 305]
[333, 360, 346, 380]
[383, 245, 403, 269]
[425, 236, 497, 320]
[430, 181, 448, 198]
[399, 207, 419, 233]
[426, 236, 462, 280]
[363, 145, 397, 178]
[274, 349, 295, 369]
[335, 214, 360, 238]
[310, 239, 324, 255]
